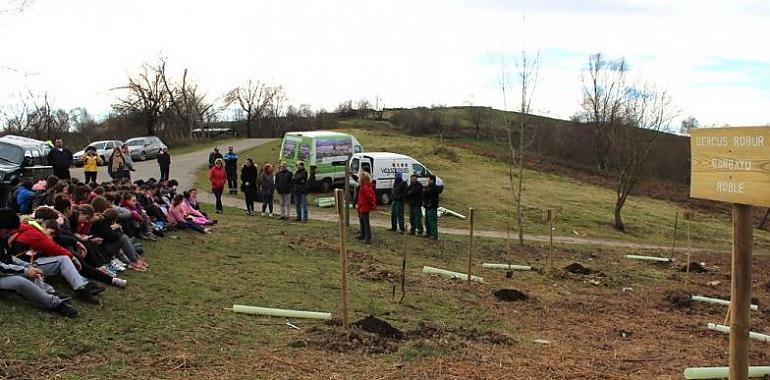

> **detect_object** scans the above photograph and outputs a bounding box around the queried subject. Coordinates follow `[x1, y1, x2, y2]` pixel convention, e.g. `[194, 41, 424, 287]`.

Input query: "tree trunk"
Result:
[245, 118, 252, 138]
[613, 197, 625, 232]
[516, 124, 525, 246]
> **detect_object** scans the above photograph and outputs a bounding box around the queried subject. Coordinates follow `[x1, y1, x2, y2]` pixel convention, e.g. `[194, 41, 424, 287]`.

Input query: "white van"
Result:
[349, 152, 444, 204]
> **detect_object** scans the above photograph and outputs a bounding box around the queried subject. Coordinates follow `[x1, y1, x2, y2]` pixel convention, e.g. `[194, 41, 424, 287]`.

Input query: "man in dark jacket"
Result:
[0, 208, 78, 317]
[47, 138, 74, 180]
[390, 172, 407, 233]
[275, 163, 293, 220]
[223, 147, 239, 194]
[208, 147, 223, 168]
[421, 175, 441, 240]
[291, 161, 309, 222]
[405, 174, 424, 236]
[157, 148, 171, 181]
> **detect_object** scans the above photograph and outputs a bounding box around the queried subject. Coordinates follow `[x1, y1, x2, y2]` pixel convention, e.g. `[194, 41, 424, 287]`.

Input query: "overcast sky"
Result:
[0, 0, 768, 127]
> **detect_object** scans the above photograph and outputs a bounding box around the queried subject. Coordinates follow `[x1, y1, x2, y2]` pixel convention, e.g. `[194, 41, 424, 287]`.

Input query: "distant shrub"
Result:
[431, 145, 460, 162]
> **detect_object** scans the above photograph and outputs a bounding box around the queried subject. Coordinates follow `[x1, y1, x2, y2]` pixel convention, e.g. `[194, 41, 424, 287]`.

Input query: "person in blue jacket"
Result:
[15, 180, 37, 214]
[223, 147, 239, 195]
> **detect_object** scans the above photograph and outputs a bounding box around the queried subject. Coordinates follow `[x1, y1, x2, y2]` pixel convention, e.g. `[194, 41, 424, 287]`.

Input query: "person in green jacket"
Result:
[389, 172, 407, 233]
[405, 174, 424, 236]
[421, 175, 441, 240]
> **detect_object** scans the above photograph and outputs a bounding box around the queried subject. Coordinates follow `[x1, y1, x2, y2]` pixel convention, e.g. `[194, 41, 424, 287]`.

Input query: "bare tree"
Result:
[608, 84, 676, 231]
[1, 91, 70, 139]
[679, 116, 699, 135]
[465, 100, 492, 138]
[161, 66, 216, 138]
[113, 59, 168, 136]
[581, 53, 628, 171]
[224, 80, 282, 138]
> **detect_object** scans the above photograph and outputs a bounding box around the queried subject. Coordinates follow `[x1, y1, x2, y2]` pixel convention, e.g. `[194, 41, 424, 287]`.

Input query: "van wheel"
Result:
[320, 178, 332, 193]
[378, 191, 391, 205]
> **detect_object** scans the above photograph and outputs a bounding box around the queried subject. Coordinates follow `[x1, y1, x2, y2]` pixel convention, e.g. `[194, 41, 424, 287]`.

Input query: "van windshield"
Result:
[0, 142, 25, 165]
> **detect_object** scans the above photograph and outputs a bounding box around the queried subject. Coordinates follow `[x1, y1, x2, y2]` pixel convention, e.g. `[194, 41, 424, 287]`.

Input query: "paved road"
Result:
[72, 138, 722, 253]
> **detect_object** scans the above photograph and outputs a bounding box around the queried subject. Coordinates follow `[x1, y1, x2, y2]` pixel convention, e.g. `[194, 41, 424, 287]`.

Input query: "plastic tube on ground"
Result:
[692, 295, 759, 311]
[422, 266, 483, 283]
[230, 305, 332, 320]
[624, 255, 672, 262]
[706, 323, 770, 342]
[481, 263, 532, 271]
[684, 366, 770, 379]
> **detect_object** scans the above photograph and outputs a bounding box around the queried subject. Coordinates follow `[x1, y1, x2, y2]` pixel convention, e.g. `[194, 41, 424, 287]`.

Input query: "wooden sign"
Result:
[690, 127, 770, 206]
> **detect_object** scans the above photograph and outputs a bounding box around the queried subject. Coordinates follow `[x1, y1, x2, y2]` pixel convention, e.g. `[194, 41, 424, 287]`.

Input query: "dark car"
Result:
[0, 135, 53, 188]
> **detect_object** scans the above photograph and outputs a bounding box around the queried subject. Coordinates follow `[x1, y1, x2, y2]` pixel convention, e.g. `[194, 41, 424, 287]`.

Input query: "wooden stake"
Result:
[334, 189, 349, 330]
[547, 208, 555, 271]
[670, 211, 679, 260]
[399, 220, 408, 304]
[467, 208, 475, 285]
[685, 212, 692, 288]
[730, 204, 752, 380]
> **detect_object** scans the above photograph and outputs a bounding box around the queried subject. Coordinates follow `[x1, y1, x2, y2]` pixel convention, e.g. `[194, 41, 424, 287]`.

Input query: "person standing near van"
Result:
[82, 147, 102, 184]
[390, 172, 407, 233]
[258, 164, 275, 217]
[422, 175, 441, 240]
[356, 171, 376, 244]
[157, 148, 171, 181]
[274, 162, 293, 220]
[405, 174, 424, 236]
[292, 161, 309, 222]
[47, 138, 74, 180]
[223, 147, 239, 195]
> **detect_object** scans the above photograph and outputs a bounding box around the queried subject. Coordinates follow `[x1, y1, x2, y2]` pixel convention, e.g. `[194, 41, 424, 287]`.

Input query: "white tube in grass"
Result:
[230, 305, 332, 320]
[691, 295, 759, 311]
[684, 366, 770, 379]
[706, 323, 770, 342]
[624, 255, 672, 262]
[481, 263, 532, 271]
[422, 266, 484, 283]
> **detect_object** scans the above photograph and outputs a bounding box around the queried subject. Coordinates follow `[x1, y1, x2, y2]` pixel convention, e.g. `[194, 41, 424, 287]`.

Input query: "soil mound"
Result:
[493, 289, 528, 302]
[564, 263, 594, 275]
[664, 290, 692, 309]
[354, 315, 404, 340]
[678, 262, 707, 273]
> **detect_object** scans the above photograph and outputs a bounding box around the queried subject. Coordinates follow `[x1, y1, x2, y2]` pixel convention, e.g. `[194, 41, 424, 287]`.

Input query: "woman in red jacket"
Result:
[209, 158, 227, 213]
[356, 171, 377, 244]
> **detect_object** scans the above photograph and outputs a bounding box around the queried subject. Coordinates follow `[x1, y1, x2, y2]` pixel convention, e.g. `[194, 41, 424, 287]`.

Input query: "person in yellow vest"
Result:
[82, 147, 102, 184]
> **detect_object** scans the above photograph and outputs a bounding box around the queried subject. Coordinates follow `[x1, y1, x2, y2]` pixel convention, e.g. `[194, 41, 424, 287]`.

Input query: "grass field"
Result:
[196, 124, 770, 250]
[168, 138, 240, 157]
[3, 202, 770, 379]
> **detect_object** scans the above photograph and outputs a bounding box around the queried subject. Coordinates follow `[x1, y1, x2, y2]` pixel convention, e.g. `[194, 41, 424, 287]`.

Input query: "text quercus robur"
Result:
[696, 134, 765, 195]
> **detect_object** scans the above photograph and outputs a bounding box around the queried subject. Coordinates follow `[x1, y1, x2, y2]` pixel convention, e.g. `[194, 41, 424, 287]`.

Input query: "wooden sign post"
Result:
[546, 208, 556, 271]
[467, 208, 475, 284]
[670, 211, 679, 260]
[334, 189, 349, 330]
[690, 127, 770, 380]
[683, 211, 692, 288]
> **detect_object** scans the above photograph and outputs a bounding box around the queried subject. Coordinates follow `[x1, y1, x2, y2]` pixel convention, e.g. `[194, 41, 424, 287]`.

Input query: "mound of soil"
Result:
[664, 289, 692, 309]
[407, 321, 448, 340]
[292, 326, 399, 354]
[763, 280, 770, 293]
[564, 263, 594, 275]
[493, 289, 528, 302]
[354, 315, 404, 340]
[355, 264, 399, 282]
[678, 262, 707, 273]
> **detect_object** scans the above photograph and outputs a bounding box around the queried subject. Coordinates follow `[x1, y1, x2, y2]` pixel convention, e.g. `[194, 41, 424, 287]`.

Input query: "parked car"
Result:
[125, 136, 167, 161]
[73, 140, 124, 167]
[349, 152, 444, 204]
[0, 135, 53, 188]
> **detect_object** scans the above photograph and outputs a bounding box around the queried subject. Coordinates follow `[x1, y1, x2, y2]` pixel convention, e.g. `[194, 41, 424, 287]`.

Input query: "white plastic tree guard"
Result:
[691, 295, 759, 311]
[706, 323, 770, 342]
[624, 255, 672, 262]
[684, 366, 770, 379]
[422, 266, 484, 283]
[481, 263, 532, 271]
[229, 305, 332, 320]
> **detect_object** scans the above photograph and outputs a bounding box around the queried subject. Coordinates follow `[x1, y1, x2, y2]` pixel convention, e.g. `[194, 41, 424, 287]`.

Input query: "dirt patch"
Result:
[678, 262, 708, 273]
[354, 315, 404, 340]
[454, 327, 515, 345]
[292, 326, 399, 354]
[664, 289, 692, 309]
[763, 280, 770, 293]
[354, 264, 399, 283]
[564, 263, 595, 275]
[493, 289, 528, 302]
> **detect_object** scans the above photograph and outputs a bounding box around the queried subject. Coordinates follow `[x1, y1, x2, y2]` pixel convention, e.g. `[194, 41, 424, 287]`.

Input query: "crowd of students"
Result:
[0, 174, 216, 319]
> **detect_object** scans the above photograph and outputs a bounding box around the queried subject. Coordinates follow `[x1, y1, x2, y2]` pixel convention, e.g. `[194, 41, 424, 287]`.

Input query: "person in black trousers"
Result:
[223, 147, 239, 195]
[157, 148, 171, 181]
[47, 138, 74, 180]
[240, 159, 259, 216]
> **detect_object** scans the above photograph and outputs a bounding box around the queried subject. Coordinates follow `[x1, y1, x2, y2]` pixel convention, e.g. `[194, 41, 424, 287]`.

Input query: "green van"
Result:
[279, 131, 364, 192]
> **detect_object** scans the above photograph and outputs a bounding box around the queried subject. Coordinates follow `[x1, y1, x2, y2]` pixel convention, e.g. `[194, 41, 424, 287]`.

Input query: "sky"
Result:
[0, 0, 768, 127]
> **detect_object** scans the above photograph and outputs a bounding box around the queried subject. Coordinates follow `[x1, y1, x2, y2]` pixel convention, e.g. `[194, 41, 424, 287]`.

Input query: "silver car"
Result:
[125, 136, 167, 161]
[73, 140, 123, 167]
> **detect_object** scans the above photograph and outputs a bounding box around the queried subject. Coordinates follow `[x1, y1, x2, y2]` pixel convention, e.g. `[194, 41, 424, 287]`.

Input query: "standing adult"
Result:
[422, 175, 441, 240]
[259, 164, 275, 217]
[291, 161, 309, 222]
[107, 147, 125, 181]
[240, 159, 258, 216]
[82, 147, 102, 185]
[274, 162, 293, 220]
[223, 147, 239, 195]
[47, 138, 74, 180]
[120, 144, 133, 182]
[208, 158, 227, 214]
[390, 172, 407, 233]
[157, 147, 171, 181]
[405, 174, 424, 236]
[356, 171, 377, 244]
[208, 147, 223, 169]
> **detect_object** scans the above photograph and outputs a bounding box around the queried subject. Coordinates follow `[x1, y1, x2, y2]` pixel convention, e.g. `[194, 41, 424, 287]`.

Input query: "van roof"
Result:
[0, 135, 49, 148]
[285, 131, 351, 138]
[356, 152, 412, 160]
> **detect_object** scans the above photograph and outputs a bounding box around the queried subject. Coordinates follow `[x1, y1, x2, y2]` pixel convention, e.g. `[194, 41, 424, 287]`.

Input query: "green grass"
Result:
[168, 138, 240, 156]
[196, 124, 770, 249]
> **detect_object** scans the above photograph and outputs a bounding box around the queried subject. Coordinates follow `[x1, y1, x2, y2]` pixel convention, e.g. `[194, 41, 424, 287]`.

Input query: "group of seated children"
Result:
[0, 175, 217, 319]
